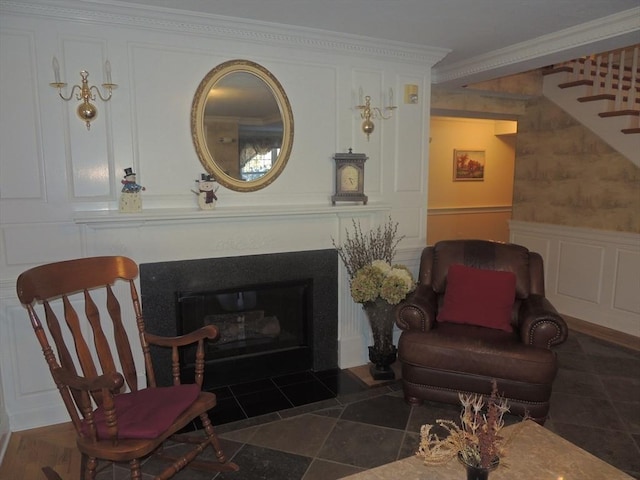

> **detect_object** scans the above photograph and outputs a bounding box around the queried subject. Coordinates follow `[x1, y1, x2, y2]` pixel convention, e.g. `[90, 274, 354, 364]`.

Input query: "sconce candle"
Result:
[52, 57, 61, 84]
[50, 57, 117, 130]
[105, 60, 112, 84]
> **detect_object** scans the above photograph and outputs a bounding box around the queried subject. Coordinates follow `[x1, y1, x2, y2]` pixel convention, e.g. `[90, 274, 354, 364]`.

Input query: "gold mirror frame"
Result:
[191, 60, 294, 192]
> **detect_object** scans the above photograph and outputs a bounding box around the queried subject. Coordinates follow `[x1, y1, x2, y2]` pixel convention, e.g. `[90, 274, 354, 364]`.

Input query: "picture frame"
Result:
[453, 149, 485, 181]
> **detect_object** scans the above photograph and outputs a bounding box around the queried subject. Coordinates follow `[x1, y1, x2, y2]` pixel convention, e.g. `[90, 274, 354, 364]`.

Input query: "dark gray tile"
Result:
[399, 431, 420, 459]
[612, 400, 640, 434]
[317, 419, 405, 469]
[552, 331, 585, 354]
[550, 423, 640, 475]
[549, 392, 625, 430]
[278, 398, 341, 419]
[247, 414, 338, 457]
[235, 387, 294, 417]
[405, 399, 461, 433]
[215, 444, 312, 480]
[310, 405, 344, 419]
[601, 375, 640, 402]
[577, 336, 639, 359]
[279, 379, 335, 406]
[215, 411, 282, 434]
[340, 394, 411, 430]
[336, 385, 393, 405]
[316, 370, 368, 396]
[587, 355, 640, 379]
[552, 368, 606, 398]
[555, 350, 595, 373]
[301, 459, 364, 480]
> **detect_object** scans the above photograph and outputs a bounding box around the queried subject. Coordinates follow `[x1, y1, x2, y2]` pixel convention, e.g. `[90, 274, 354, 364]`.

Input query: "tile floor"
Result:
[102, 330, 640, 479]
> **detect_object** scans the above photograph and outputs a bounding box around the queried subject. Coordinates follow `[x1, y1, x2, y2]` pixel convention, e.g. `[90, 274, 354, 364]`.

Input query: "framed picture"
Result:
[453, 150, 485, 181]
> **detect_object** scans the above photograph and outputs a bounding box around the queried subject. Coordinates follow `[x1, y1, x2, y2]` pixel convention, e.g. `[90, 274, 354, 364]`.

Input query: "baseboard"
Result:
[0, 411, 10, 467]
[0, 434, 9, 468]
[563, 315, 640, 351]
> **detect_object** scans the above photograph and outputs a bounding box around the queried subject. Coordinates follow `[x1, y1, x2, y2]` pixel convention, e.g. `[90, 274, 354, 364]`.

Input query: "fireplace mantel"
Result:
[73, 203, 392, 227]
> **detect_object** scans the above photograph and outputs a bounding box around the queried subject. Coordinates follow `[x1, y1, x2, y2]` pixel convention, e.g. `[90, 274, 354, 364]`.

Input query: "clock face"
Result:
[340, 165, 359, 192]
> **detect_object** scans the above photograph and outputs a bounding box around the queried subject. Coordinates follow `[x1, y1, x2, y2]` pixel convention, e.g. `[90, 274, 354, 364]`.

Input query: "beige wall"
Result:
[513, 97, 640, 233]
[427, 117, 516, 244]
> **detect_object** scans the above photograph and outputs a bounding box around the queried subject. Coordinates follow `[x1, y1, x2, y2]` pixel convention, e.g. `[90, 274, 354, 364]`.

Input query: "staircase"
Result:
[542, 46, 640, 166]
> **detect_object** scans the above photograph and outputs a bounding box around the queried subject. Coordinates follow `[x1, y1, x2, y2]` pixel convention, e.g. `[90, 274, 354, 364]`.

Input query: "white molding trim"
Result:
[433, 7, 640, 85]
[0, 0, 449, 66]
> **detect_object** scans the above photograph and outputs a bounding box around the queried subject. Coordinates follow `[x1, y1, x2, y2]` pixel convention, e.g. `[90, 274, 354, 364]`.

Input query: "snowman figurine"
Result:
[194, 174, 218, 210]
[119, 167, 145, 213]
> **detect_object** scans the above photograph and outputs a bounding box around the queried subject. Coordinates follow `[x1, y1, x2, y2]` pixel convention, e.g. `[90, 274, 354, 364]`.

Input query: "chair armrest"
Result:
[395, 283, 437, 332]
[518, 294, 568, 348]
[145, 325, 220, 348]
[53, 367, 124, 392]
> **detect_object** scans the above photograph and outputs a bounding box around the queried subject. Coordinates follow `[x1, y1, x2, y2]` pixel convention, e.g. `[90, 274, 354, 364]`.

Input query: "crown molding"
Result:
[433, 7, 640, 86]
[0, 0, 449, 67]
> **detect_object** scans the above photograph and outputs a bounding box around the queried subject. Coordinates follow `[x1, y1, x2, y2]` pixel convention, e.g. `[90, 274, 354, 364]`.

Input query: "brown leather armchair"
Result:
[395, 240, 568, 423]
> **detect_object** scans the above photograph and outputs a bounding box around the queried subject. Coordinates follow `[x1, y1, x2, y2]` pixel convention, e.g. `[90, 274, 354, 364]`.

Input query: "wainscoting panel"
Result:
[557, 241, 604, 304]
[614, 249, 640, 315]
[510, 220, 640, 338]
[0, 29, 43, 201]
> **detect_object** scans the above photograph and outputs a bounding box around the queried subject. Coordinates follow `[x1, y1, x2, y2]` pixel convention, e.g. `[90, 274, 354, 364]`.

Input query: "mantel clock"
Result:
[331, 149, 368, 205]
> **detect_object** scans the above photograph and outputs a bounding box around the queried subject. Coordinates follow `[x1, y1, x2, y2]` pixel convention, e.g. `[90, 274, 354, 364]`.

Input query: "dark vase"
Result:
[465, 464, 490, 480]
[362, 297, 397, 380]
[458, 453, 499, 480]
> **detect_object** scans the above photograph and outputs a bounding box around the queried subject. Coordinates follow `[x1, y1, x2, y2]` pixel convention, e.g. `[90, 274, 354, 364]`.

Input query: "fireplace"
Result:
[139, 249, 338, 388]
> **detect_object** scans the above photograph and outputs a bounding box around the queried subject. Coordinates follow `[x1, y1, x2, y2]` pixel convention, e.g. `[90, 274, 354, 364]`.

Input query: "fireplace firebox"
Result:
[140, 250, 338, 388]
[176, 279, 313, 387]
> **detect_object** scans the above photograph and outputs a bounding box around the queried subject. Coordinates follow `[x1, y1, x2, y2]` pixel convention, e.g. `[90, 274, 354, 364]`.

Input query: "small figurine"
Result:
[119, 167, 145, 213]
[193, 174, 218, 210]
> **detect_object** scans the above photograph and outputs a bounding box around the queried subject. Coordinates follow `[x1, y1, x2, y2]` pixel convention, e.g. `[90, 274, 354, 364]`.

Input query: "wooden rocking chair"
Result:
[16, 256, 239, 480]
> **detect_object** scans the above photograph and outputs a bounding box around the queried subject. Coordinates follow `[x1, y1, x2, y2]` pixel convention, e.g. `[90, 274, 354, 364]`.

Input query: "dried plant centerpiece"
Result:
[332, 218, 415, 379]
[417, 382, 511, 473]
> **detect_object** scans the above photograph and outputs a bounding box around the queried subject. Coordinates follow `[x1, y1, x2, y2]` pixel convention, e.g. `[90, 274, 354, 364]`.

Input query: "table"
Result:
[341, 420, 633, 479]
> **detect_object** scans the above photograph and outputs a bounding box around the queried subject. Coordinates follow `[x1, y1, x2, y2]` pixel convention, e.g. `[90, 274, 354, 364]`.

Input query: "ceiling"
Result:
[109, 0, 639, 85]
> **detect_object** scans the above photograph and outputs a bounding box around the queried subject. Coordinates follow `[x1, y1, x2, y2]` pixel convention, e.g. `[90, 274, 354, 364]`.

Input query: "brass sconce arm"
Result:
[355, 89, 397, 140]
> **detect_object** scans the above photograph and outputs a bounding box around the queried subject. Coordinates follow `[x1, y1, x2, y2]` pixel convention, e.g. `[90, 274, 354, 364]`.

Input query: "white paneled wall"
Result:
[0, 0, 443, 433]
[510, 220, 640, 337]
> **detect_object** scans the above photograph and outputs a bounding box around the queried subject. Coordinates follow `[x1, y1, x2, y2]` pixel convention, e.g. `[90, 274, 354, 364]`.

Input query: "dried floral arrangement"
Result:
[332, 218, 415, 305]
[417, 382, 511, 469]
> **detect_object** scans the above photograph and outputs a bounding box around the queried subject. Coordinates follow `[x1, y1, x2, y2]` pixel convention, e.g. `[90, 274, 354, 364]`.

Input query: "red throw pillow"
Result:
[437, 264, 516, 332]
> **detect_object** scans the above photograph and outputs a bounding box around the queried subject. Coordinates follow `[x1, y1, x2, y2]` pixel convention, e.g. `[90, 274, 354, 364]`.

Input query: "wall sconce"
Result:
[50, 57, 117, 130]
[356, 88, 397, 140]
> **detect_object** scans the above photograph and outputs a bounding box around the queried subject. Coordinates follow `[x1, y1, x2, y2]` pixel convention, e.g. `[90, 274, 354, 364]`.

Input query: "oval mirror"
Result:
[191, 60, 294, 192]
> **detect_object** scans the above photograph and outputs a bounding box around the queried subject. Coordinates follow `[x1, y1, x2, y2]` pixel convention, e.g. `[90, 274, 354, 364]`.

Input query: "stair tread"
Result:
[599, 110, 640, 118]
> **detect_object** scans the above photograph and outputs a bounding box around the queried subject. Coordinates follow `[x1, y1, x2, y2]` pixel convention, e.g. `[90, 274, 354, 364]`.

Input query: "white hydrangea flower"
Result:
[389, 267, 414, 289]
[371, 259, 392, 275]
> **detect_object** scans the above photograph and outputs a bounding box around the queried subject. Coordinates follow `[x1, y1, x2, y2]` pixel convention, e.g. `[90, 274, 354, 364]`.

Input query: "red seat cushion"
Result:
[82, 383, 200, 439]
[437, 264, 516, 332]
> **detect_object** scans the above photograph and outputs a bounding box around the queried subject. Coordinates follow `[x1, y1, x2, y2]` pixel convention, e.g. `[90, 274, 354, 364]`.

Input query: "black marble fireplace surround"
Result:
[139, 249, 338, 389]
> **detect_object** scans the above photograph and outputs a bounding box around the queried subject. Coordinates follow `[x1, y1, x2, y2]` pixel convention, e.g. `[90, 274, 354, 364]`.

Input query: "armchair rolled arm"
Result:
[518, 294, 568, 348]
[145, 324, 220, 347]
[395, 284, 437, 332]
